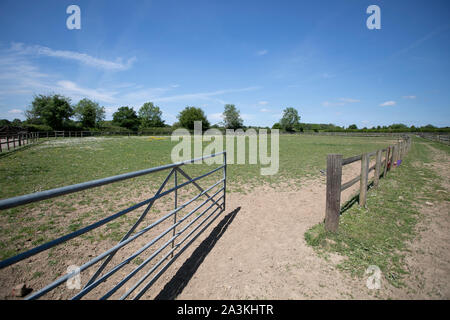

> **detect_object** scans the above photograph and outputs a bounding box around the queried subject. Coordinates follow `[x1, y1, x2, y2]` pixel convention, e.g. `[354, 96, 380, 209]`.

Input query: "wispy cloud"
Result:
[208, 113, 224, 121]
[0, 52, 54, 97]
[390, 25, 450, 59]
[339, 98, 360, 103]
[152, 86, 260, 104]
[260, 108, 271, 112]
[241, 113, 254, 120]
[256, 49, 268, 56]
[120, 87, 173, 105]
[323, 98, 360, 107]
[402, 95, 416, 99]
[379, 100, 396, 107]
[11, 42, 136, 71]
[8, 109, 23, 114]
[322, 101, 345, 107]
[56, 80, 117, 103]
[258, 101, 269, 105]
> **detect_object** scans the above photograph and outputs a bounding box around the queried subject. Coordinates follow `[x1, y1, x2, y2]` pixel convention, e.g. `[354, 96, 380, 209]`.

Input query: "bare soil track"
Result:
[173, 143, 450, 300]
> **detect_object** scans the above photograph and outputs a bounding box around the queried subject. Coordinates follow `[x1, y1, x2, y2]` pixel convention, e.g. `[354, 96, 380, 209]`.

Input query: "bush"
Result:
[21, 123, 53, 132]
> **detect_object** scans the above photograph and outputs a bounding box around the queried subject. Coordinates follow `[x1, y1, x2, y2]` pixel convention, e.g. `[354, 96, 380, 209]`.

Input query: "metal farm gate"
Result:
[0, 152, 226, 299]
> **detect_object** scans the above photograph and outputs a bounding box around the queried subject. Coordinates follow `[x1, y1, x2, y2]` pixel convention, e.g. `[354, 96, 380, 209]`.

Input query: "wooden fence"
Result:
[416, 132, 450, 145]
[324, 136, 412, 232]
[34, 131, 171, 139]
[0, 132, 39, 153]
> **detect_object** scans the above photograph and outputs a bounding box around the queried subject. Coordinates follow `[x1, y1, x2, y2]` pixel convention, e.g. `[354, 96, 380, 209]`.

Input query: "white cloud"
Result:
[322, 101, 345, 107]
[8, 109, 23, 114]
[260, 108, 271, 112]
[120, 87, 172, 105]
[241, 113, 254, 120]
[258, 101, 269, 105]
[402, 95, 416, 99]
[379, 100, 396, 107]
[339, 98, 360, 103]
[103, 107, 118, 119]
[152, 86, 260, 104]
[11, 42, 136, 71]
[208, 113, 224, 121]
[56, 80, 117, 103]
[256, 49, 268, 56]
[323, 98, 359, 107]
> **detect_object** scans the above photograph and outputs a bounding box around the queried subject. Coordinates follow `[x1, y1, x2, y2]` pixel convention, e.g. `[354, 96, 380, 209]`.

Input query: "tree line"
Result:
[1, 93, 448, 134]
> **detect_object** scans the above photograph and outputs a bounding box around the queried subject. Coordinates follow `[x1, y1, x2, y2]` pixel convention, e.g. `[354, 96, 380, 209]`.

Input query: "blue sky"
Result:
[0, 0, 449, 128]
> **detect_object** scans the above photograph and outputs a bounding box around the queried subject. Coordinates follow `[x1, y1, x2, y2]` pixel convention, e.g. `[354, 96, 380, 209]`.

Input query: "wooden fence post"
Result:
[359, 153, 369, 207]
[374, 149, 382, 187]
[392, 145, 398, 169]
[384, 147, 390, 177]
[325, 154, 342, 232]
[390, 145, 395, 170]
[400, 142, 404, 161]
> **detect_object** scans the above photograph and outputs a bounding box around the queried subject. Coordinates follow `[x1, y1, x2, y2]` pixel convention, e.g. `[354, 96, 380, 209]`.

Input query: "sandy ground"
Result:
[171, 164, 378, 300]
[172, 145, 450, 300]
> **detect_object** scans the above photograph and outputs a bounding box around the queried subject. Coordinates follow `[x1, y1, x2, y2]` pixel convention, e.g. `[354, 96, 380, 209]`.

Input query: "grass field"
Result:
[0, 134, 396, 262]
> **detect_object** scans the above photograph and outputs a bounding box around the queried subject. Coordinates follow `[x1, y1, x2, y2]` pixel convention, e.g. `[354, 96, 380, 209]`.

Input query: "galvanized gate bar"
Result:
[0, 152, 224, 211]
[0, 151, 226, 300]
[175, 167, 223, 211]
[0, 163, 224, 270]
[102, 190, 225, 300]
[123, 195, 225, 300]
[84, 168, 176, 288]
[69, 180, 225, 300]
[25, 176, 225, 300]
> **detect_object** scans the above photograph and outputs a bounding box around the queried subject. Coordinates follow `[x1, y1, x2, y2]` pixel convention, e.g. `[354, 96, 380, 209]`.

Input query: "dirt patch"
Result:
[174, 173, 377, 299]
[392, 143, 450, 299]
[171, 143, 450, 300]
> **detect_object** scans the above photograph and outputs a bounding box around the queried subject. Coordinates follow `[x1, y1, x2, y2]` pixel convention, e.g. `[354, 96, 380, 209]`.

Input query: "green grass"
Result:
[0, 135, 396, 197]
[305, 138, 447, 287]
[0, 134, 396, 261]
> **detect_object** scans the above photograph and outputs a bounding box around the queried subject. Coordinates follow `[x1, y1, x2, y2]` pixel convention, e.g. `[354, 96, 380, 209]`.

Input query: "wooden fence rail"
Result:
[416, 132, 450, 145]
[324, 136, 411, 232]
[0, 132, 39, 153]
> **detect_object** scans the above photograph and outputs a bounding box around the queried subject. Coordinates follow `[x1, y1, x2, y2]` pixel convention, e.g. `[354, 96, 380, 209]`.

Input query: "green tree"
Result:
[177, 106, 210, 130]
[11, 118, 22, 127]
[0, 119, 11, 127]
[25, 94, 74, 129]
[389, 123, 408, 130]
[222, 104, 243, 129]
[348, 124, 358, 130]
[310, 124, 320, 132]
[112, 106, 139, 131]
[138, 102, 165, 128]
[280, 107, 300, 132]
[74, 98, 105, 128]
[272, 122, 282, 130]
